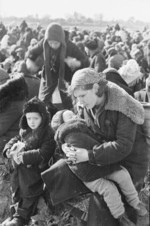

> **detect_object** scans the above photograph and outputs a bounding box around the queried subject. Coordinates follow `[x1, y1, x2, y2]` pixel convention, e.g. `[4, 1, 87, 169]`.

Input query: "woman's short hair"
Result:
[68, 68, 108, 104]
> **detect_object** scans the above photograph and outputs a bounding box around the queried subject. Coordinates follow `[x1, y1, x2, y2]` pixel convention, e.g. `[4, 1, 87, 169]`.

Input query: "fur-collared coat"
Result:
[42, 82, 148, 207]
[3, 97, 56, 198]
[0, 75, 28, 137]
[81, 82, 148, 189]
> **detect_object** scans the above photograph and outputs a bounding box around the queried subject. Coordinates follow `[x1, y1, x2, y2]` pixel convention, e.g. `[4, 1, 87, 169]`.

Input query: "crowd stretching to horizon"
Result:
[0, 20, 150, 226]
[0, 20, 150, 86]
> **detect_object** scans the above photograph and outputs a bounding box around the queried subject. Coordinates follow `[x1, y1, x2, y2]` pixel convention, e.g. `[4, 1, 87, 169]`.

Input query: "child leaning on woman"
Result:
[50, 109, 148, 226]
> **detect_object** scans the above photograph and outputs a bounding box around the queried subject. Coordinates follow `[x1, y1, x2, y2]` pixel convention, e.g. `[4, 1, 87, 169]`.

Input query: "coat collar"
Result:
[104, 82, 144, 125]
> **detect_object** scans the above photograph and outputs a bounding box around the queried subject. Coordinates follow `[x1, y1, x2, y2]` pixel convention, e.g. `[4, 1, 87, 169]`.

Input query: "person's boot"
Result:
[2, 217, 27, 226]
[118, 213, 136, 226]
[135, 202, 149, 226]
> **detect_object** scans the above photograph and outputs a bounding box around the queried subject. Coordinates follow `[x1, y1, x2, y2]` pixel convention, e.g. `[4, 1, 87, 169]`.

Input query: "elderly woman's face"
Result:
[74, 86, 99, 109]
[47, 40, 61, 49]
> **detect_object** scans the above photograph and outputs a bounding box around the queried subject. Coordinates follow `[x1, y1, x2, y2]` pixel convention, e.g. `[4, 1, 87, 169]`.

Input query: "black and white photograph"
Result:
[0, 0, 149, 225]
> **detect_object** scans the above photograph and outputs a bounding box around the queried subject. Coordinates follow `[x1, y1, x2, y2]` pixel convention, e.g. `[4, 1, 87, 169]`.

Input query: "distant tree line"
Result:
[0, 12, 150, 31]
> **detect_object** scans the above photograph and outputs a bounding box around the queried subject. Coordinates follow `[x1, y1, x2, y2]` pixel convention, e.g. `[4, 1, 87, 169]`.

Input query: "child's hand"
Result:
[62, 144, 89, 164]
[12, 152, 23, 165]
[11, 141, 25, 153]
[11, 143, 19, 152]
[62, 143, 77, 164]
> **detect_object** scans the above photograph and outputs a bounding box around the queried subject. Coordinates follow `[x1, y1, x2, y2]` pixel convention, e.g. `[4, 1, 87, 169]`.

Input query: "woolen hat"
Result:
[108, 54, 124, 70]
[51, 109, 66, 132]
[70, 68, 107, 91]
[84, 38, 98, 50]
[45, 22, 65, 43]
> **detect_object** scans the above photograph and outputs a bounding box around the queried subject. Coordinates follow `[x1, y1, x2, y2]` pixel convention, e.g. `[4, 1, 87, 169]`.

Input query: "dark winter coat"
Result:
[0, 74, 28, 138]
[42, 82, 148, 206]
[54, 119, 120, 182]
[27, 37, 89, 105]
[3, 97, 56, 198]
[42, 118, 120, 205]
[103, 67, 134, 96]
[81, 82, 148, 189]
[90, 50, 106, 73]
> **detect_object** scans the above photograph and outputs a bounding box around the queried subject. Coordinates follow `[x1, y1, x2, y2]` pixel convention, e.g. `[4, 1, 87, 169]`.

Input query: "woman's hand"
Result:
[74, 147, 89, 163]
[62, 143, 89, 164]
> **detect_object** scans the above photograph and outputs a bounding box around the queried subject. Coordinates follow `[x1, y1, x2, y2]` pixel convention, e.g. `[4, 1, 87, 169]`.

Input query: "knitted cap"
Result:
[70, 68, 106, 91]
[45, 22, 65, 43]
[84, 38, 98, 50]
[51, 110, 66, 132]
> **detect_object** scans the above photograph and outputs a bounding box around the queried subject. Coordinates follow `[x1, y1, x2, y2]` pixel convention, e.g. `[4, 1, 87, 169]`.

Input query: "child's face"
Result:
[47, 40, 61, 49]
[26, 112, 42, 130]
[63, 110, 76, 122]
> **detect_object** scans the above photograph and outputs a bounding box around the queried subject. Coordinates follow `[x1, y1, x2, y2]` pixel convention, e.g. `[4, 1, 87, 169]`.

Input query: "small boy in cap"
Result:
[2, 97, 55, 226]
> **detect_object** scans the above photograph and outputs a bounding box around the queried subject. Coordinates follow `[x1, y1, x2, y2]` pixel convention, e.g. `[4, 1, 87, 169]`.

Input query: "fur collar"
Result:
[105, 82, 144, 125]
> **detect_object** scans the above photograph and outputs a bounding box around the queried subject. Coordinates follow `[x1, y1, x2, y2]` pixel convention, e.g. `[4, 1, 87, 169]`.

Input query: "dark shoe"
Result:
[2, 217, 26, 226]
[118, 213, 136, 226]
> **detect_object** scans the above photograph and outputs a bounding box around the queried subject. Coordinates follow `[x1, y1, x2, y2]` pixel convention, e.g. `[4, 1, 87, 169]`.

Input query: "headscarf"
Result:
[43, 23, 66, 90]
[118, 59, 142, 87]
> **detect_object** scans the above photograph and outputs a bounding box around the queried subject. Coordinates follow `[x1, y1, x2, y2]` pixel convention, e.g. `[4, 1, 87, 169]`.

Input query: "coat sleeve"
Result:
[88, 113, 137, 166]
[22, 130, 56, 165]
[3, 135, 20, 158]
[66, 41, 90, 68]
[26, 38, 44, 61]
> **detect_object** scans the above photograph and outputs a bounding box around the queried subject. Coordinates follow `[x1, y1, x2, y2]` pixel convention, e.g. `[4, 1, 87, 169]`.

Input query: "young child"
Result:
[2, 97, 56, 226]
[50, 109, 148, 226]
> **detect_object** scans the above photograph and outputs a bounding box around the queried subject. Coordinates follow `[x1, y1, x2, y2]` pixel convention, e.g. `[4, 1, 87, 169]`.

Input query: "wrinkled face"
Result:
[74, 85, 100, 109]
[47, 40, 61, 49]
[26, 112, 42, 130]
[63, 110, 76, 122]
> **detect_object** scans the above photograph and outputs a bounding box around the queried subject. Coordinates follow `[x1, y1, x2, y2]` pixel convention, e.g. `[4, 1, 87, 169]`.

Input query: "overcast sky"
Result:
[0, 0, 150, 22]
